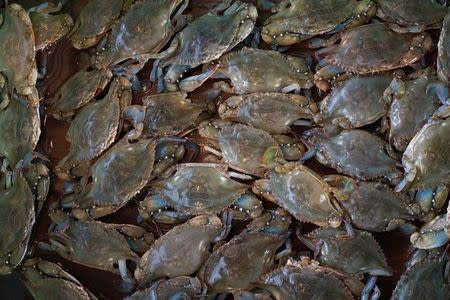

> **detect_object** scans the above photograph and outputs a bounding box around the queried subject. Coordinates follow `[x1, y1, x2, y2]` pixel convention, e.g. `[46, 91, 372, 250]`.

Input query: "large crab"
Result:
[253, 162, 346, 228]
[392, 248, 450, 299]
[198, 209, 291, 295]
[62, 137, 156, 220]
[21, 258, 97, 300]
[312, 23, 432, 76]
[383, 69, 447, 152]
[94, 0, 189, 71]
[207, 48, 314, 97]
[0, 174, 35, 274]
[0, 74, 40, 170]
[135, 215, 225, 286]
[261, 0, 376, 46]
[49, 68, 113, 121]
[298, 227, 392, 300]
[151, 1, 258, 92]
[218, 92, 317, 134]
[54, 76, 132, 180]
[40, 212, 155, 286]
[0, 2, 38, 103]
[140, 163, 263, 224]
[198, 119, 305, 177]
[316, 73, 393, 128]
[302, 128, 401, 182]
[395, 115, 450, 193]
[70, 0, 131, 50]
[376, 0, 449, 33]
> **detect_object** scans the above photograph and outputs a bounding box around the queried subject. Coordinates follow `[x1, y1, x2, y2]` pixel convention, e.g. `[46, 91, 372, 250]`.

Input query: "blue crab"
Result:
[261, 0, 376, 45]
[218, 93, 317, 134]
[198, 209, 291, 295]
[21, 258, 97, 300]
[151, 1, 258, 92]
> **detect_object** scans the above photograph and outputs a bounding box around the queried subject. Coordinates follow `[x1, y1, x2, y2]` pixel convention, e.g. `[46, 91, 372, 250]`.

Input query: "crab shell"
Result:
[438, 13, 450, 83]
[376, 0, 448, 28]
[319, 23, 432, 74]
[151, 163, 249, 215]
[46, 219, 154, 273]
[198, 209, 291, 294]
[0, 3, 38, 102]
[218, 92, 316, 134]
[21, 258, 97, 300]
[399, 117, 450, 190]
[50, 68, 113, 120]
[55, 76, 132, 180]
[386, 71, 442, 152]
[71, 0, 125, 49]
[95, 0, 188, 68]
[0, 91, 40, 168]
[214, 48, 314, 94]
[325, 175, 422, 232]
[258, 257, 357, 300]
[253, 162, 344, 228]
[30, 9, 73, 51]
[392, 249, 450, 300]
[302, 227, 393, 277]
[318, 74, 392, 129]
[72, 139, 156, 220]
[0, 176, 35, 274]
[262, 0, 376, 45]
[135, 215, 222, 286]
[303, 128, 399, 181]
[161, 2, 258, 68]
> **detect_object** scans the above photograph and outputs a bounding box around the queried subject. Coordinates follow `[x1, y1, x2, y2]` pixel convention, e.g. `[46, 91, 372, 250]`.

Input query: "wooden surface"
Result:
[0, 1, 444, 299]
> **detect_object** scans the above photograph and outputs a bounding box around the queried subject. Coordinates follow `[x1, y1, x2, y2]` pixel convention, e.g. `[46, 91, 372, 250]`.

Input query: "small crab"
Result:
[64, 138, 156, 220]
[198, 209, 291, 294]
[126, 276, 204, 300]
[298, 227, 392, 299]
[324, 175, 422, 232]
[0, 175, 35, 274]
[313, 23, 432, 75]
[257, 257, 363, 300]
[199, 120, 305, 177]
[302, 128, 401, 182]
[395, 116, 450, 192]
[70, 0, 130, 49]
[28, 1, 73, 51]
[152, 1, 258, 92]
[0, 2, 38, 103]
[50, 68, 113, 121]
[409, 202, 450, 249]
[123, 91, 206, 138]
[207, 48, 314, 97]
[392, 248, 450, 299]
[55, 76, 132, 180]
[316, 73, 393, 129]
[142, 163, 263, 223]
[41, 213, 154, 285]
[261, 0, 376, 46]
[376, 0, 449, 33]
[383, 69, 447, 152]
[135, 215, 224, 286]
[94, 0, 189, 70]
[21, 258, 97, 300]
[0, 75, 40, 169]
[438, 13, 450, 83]
[253, 162, 345, 228]
[218, 92, 317, 134]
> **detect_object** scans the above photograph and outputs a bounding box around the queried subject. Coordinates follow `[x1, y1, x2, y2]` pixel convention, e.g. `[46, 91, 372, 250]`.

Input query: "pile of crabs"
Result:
[1, 0, 450, 299]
